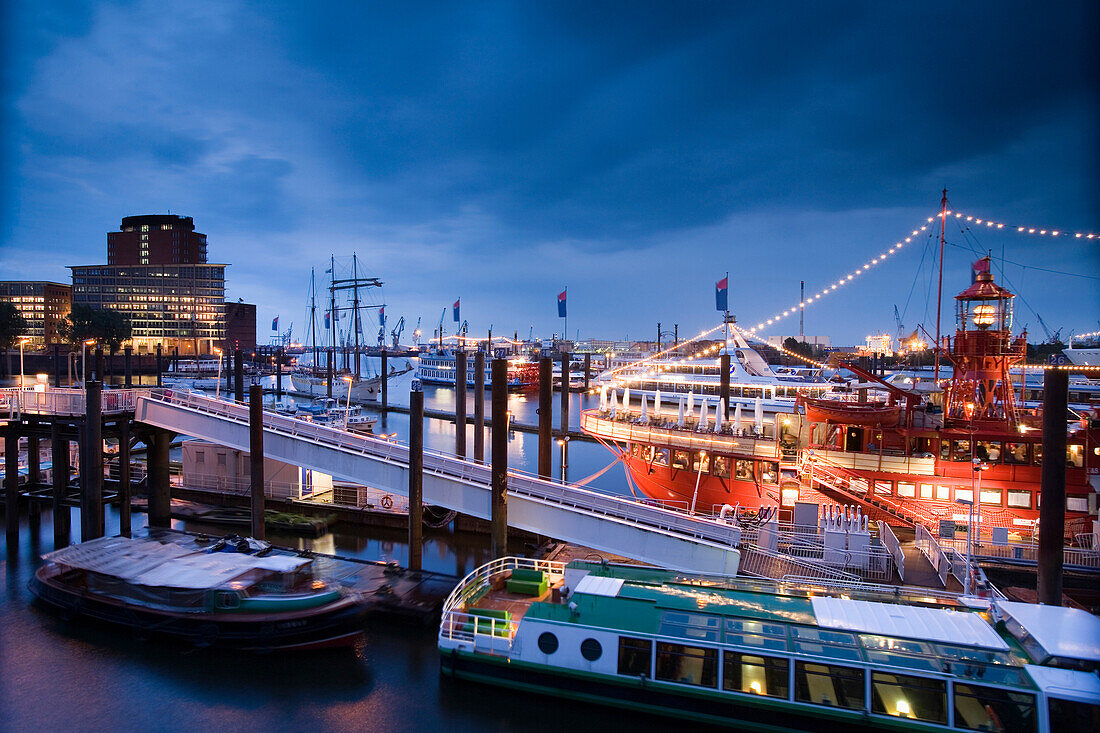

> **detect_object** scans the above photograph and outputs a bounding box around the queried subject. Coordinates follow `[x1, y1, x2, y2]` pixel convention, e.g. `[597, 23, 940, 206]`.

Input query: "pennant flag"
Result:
[379, 306, 385, 326]
[557, 289, 567, 318]
[271, 316, 279, 331]
[324, 311, 330, 329]
[715, 277, 728, 312]
[971, 257, 991, 283]
[453, 299, 460, 322]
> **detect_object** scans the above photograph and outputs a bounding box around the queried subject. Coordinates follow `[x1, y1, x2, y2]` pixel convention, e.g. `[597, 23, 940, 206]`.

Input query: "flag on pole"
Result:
[453, 299, 460, 322]
[379, 306, 385, 326]
[272, 316, 279, 331]
[715, 277, 728, 312]
[971, 257, 991, 283]
[324, 311, 330, 329]
[557, 289, 567, 318]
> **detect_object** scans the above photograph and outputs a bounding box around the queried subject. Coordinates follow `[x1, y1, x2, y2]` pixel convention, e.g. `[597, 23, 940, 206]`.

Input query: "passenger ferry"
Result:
[439, 556, 1100, 731]
[417, 350, 537, 389]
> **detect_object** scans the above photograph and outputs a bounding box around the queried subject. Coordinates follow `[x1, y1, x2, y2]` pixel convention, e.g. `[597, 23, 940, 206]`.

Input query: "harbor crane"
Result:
[390, 316, 405, 349]
[412, 317, 422, 347]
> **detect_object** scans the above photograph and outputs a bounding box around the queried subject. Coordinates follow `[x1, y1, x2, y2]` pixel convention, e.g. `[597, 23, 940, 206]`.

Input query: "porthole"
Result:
[538, 632, 559, 655]
[581, 638, 602, 661]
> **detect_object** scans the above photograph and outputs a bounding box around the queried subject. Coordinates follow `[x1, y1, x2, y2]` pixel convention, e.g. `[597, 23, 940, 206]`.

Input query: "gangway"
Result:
[133, 390, 741, 575]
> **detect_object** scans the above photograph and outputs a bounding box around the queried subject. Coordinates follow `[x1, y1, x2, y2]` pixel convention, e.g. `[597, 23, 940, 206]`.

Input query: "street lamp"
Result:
[971, 458, 990, 549]
[342, 375, 353, 429]
[957, 497, 975, 596]
[213, 346, 223, 400]
[557, 438, 568, 484]
[690, 450, 707, 515]
[81, 338, 97, 390]
[17, 336, 31, 390]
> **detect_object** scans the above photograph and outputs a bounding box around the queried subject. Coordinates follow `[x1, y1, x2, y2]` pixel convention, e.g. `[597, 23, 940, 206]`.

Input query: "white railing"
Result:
[878, 520, 905, 581]
[934, 534, 1100, 570]
[915, 524, 953, 587]
[1, 386, 151, 417]
[581, 411, 781, 459]
[142, 390, 746, 548]
[737, 544, 861, 583]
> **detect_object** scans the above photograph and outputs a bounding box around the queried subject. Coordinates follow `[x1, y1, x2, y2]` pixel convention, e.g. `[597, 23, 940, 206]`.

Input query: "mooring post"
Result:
[234, 349, 244, 403]
[275, 348, 283, 399]
[51, 424, 70, 547]
[53, 344, 61, 387]
[584, 353, 591, 391]
[455, 350, 467, 458]
[327, 347, 334, 399]
[155, 344, 163, 387]
[560, 351, 570, 438]
[538, 357, 552, 479]
[381, 348, 389, 411]
[1037, 368, 1068, 605]
[409, 386, 424, 571]
[720, 352, 731, 419]
[94, 347, 104, 383]
[473, 350, 485, 462]
[491, 358, 509, 557]
[82, 380, 104, 540]
[148, 429, 171, 527]
[27, 431, 40, 487]
[118, 418, 131, 537]
[4, 427, 18, 542]
[124, 346, 133, 388]
[249, 384, 266, 540]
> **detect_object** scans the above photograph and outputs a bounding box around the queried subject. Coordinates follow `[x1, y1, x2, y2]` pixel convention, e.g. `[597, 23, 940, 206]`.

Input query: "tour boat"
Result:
[439, 556, 1100, 731]
[30, 534, 367, 651]
[417, 350, 537, 389]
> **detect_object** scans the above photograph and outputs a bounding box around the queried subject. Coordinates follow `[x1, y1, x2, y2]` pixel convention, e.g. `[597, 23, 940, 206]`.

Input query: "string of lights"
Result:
[733, 324, 828, 368]
[936, 210, 1098, 240]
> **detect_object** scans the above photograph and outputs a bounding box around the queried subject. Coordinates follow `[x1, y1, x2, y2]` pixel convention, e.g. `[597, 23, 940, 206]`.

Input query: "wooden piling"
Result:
[455, 350, 467, 458]
[560, 351, 570, 437]
[249, 385, 266, 540]
[124, 346, 133, 388]
[1037, 368, 1067, 605]
[94, 347, 104, 383]
[381, 348, 389, 411]
[234, 349, 244, 403]
[53, 345, 61, 387]
[720, 352, 731, 418]
[275, 348, 283, 398]
[584, 353, 590, 391]
[538, 357, 552, 479]
[118, 418, 131, 537]
[473, 350, 485, 462]
[148, 429, 172, 527]
[327, 347, 334, 399]
[51, 424, 70, 547]
[491, 358, 508, 557]
[82, 380, 104, 540]
[409, 387, 424, 571]
[155, 344, 163, 387]
[4, 428, 18, 541]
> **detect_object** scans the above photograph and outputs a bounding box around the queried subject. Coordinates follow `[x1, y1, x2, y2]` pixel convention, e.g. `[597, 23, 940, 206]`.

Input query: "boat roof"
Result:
[998, 601, 1100, 664]
[810, 596, 1008, 651]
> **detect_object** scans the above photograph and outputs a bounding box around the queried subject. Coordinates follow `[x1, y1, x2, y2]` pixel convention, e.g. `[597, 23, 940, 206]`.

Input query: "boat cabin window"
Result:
[725, 619, 789, 652]
[642, 446, 653, 462]
[980, 489, 1002, 506]
[723, 651, 789, 698]
[692, 453, 710, 473]
[630, 443, 641, 457]
[1004, 442, 1029, 465]
[919, 483, 934, 499]
[935, 485, 950, 501]
[1032, 444, 1042, 466]
[794, 661, 865, 709]
[655, 642, 718, 688]
[875, 481, 892, 496]
[1068, 496, 1089, 513]
[975, 441, 1002, 463]
[871, 671, 946, 723]
[617, 637, 652, 677]
[1048, 698, 1100, 730]
[1067, 444, 1084, 468]
[672, 451, 691, 470]
[897, 482, 916, 498]
[951, 440, 972, 462]
[940, 441, 951, 461]
[580, 638, 602, 662]
[790, 627, 862, 661]
[712, 456, 731, 479]
[660, 611, 721, 643]
[760, 462, 778, 485]
[952, 683, 1037, 733]
[955, 488, 973, 503]
[1006, 490, 1031, 509]
[653, 448, 669, 467]
[735, 460, 754, 481]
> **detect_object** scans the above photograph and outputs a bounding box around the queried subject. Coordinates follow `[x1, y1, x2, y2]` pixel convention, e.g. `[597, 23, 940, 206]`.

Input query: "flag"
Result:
[971, 257, 991, 283]
[379, 306, 385, 326]
[453, 299, 460, 322]
[272, 316, 279, 331]
[324, 311, 330, 329]
[557, 289, 567, 318]
[715, 277, 728, 312]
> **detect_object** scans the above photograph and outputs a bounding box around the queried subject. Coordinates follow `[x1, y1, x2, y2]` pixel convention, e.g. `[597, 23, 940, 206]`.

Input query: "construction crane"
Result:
[893, 305, 904, 340]
[412, 317, 422, 347]
[390, 316, 405, 349]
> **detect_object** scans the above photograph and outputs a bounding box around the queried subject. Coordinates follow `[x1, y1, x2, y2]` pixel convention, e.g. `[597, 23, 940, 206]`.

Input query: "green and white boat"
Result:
[438, 558, 1099, 731]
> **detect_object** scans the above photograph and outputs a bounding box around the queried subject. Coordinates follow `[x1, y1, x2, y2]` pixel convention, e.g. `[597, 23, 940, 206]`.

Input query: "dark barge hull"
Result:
[30, 572, 366, 652]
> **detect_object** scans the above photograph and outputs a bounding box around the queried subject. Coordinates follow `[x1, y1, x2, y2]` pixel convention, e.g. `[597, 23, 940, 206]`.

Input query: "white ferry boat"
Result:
[417, 351, 537, 389]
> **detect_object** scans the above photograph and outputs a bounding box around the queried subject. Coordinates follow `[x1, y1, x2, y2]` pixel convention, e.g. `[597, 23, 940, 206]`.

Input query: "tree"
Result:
[0, 301, 29, 350]
[1026, 339, 1067, 362]
[782, 337, 815, 359]
[58, 304, 133, 352]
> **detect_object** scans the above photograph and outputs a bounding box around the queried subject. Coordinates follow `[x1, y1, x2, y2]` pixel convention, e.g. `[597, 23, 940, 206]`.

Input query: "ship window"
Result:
[791, 627, 862, 661]
[871, 671, 946, 723]
[980, 489, 1002, 506]
[976, 441, 1002, 463]
[660, 611, 721, 643]
[725, 619, 789, 651]
[939, 441, 950, 461]
[712, 456, 730, 479]
[735, 460, 753, 480]
[653, 448, 669, 467]
[874, 480, 892, 495]
[1068, 496, 1089, 513]
[794, 661, 865, 710]
[897, 482, 916, 498]
[955, 488, 973, 503]
[935, 485, 950, 500]
[692, 453, 710, 473]
[1006, 490, 1030, 509]
[951, 440, 971, 462]
[655, 642, 718, 688]
[580, 638, 602, 662]
[537, 632, 559, 655]
[617, 637, 652, 677]
[953, 683, 1037, 732]
[760, 462, 778, 484]
[1048, 698, 1100, 730]
[1032, 444, 1042, 466]
[919, 483, 934, 499]
[1004, 442, 1029, 465]
[1067, 444, 1084, 468]
[672, 451, 691, 470]
[642, 446, 653, 462]
[723, 651, 789, 698]
[630, 443, 641, 457]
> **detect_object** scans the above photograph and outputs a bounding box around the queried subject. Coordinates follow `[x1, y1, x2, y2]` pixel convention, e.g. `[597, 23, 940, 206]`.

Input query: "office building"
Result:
[0, 281, 72, 348]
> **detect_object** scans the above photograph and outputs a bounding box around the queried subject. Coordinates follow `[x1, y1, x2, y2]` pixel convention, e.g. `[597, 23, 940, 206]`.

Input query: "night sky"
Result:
[2, 2, 1097, 346]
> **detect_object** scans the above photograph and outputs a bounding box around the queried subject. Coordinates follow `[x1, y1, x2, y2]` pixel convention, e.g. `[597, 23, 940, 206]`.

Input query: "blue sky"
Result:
[2, 1, 1097, 346]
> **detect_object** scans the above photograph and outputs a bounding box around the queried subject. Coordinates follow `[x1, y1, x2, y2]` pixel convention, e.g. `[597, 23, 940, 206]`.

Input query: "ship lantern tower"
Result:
[943, 257, 1027, 427]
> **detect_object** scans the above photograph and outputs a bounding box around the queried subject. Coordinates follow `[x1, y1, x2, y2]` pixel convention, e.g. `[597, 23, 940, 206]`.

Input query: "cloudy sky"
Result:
[2, 1, 1097, 347]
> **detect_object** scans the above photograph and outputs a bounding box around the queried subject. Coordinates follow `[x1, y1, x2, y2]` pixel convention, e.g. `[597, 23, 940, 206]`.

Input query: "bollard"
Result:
[94, 347, 104, 383]
[1038, 369, 1067, 605]
[491, 358, 509, 557]
[455, 350, 467, 458]
[473, 350, 485, 462]
[720, 352, 731, 419]
[118, 419, 131, 537]
[249, 385, 266, 540]
[409, 387, 424, 571]
[381, 348, 389, 411]
[234, 349, 244, 403]
[538, 357, 552, 479]
[51, 425, 70, 547]
[148, 429, 172, 528]
[82, 380, 104, 540]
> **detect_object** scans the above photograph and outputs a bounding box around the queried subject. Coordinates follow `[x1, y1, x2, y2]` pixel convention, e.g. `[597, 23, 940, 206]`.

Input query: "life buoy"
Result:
[380, 495, 394, 510]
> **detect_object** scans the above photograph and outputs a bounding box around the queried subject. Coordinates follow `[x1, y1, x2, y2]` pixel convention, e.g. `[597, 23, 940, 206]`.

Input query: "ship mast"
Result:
[933, 189, 948, 384]
[352, 253, 361, 380]
[309, 267, 318, 368]
[329, 254, 338, 371]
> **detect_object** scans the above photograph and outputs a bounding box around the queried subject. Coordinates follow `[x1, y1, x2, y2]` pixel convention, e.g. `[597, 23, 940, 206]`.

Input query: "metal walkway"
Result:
[132, 390, 743, 575]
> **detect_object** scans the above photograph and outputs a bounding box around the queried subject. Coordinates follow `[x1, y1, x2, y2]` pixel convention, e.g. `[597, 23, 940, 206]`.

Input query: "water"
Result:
[1, 364, 673, 732]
